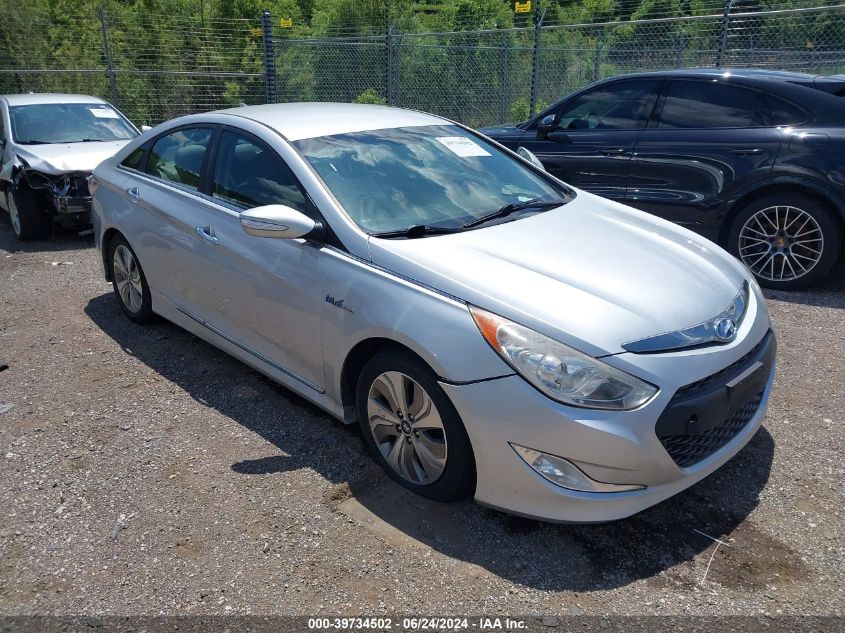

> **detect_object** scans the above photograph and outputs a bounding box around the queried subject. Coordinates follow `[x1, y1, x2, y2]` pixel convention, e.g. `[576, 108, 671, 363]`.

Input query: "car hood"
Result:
[14, 140, 132, 175]
[367, 191, 750, 356]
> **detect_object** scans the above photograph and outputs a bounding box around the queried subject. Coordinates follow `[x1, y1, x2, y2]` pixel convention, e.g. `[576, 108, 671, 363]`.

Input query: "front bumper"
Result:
[442, 294, 775, 523]
[54, 193, 92, 217]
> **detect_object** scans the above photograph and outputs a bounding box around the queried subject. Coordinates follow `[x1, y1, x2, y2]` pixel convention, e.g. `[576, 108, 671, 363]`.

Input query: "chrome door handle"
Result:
[195, 226, 219, 245]
[730, 148, 763, 155]
[126, 187, 141, 201]
[599, 148, 629, 156]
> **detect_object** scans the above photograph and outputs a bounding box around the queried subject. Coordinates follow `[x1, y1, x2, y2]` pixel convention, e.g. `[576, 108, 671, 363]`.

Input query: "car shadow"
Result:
[0, 219, 93, 253]
[762, 261, 845, 309]
[85, 292, 779, 592]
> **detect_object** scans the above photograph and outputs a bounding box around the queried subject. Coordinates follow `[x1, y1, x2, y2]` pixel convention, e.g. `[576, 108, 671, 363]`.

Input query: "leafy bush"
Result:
[354, 88, 387, 105]
[509, 97, 550, 122]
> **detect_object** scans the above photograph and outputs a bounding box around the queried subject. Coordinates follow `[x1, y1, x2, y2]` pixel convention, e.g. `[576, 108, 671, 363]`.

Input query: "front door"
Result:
[518, 78, 661, 201]
[187, 128, 326, 391]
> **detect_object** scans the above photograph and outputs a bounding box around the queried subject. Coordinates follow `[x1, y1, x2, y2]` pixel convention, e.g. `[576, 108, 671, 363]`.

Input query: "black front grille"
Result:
[673, 333, 769, 399]
[659, 392, 763, 468]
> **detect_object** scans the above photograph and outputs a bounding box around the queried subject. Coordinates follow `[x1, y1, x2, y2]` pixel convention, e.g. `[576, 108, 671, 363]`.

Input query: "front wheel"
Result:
[7, 186, 50, 240]
[355, 351, 476, 502]
[728, 192, 841, 290]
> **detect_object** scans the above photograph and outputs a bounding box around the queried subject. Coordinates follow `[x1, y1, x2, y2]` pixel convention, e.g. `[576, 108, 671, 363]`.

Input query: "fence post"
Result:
[262, 9, 276, 104]
[97, 7, 119, 106]
[676, 35, 688, 68]
[386, 25, 394, 105]
[529, 3, 545, 117]
[500, 31, 509, 122]
[716, 0, 735, 68]
[592, 32, 602, 82]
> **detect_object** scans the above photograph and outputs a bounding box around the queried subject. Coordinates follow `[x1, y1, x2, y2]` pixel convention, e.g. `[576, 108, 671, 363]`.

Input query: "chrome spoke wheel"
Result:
[113, 244, 143, 313]
[738, 205, 823, 282]
[367, 371, 447, 485]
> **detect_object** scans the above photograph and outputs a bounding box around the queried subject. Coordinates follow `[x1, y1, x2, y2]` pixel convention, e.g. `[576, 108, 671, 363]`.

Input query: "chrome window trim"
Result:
[117, 165, 241, 219]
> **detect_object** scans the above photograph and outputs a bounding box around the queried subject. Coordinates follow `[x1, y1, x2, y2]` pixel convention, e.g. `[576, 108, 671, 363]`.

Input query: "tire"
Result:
[7, 186, 50, 240]
[107, 234, 154, 323]
[727, 192, 841, 291]
[355, 350, 476, 502]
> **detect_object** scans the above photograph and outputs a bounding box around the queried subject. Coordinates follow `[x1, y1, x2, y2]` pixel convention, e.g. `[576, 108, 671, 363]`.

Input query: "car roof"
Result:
[215, 102, 449, 141]
[607, 68, 821, 83]
[0, 93, 108, 106]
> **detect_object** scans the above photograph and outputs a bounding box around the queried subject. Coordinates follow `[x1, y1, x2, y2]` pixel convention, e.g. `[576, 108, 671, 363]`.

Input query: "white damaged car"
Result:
[0, 93, 139, 239]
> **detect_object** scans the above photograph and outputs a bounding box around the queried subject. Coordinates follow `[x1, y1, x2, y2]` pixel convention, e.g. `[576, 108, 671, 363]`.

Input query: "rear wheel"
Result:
[728, 192, 841, 290]
[7, 186, 50, 240]
[356, 351, 475, 502]
[108, 235, 154, 323]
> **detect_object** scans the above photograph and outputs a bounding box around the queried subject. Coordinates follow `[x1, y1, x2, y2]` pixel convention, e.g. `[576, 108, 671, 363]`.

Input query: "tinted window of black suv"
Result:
[659, 81, 769, 128]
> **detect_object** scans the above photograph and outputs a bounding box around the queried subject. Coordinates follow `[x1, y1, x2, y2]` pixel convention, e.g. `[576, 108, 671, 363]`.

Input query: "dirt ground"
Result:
[0, 220, 843, 617]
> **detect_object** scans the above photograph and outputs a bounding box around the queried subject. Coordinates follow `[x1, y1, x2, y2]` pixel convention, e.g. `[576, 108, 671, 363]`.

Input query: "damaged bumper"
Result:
[15, 165, 92, 223]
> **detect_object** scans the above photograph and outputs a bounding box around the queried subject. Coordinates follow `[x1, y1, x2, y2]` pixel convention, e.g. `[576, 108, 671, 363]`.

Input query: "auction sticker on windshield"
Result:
[89, 107, 119, 119]
[436, 136, 491, 157]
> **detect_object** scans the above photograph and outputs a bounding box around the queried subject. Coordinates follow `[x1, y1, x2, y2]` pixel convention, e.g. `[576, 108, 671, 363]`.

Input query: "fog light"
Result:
[510, 444, 645, 493]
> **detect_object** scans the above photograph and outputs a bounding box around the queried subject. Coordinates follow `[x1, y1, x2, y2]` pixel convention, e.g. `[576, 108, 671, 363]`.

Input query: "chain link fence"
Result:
[0, 2, 843, 129]
[0, 5, 265, 126]
[274, 2, 845, 127]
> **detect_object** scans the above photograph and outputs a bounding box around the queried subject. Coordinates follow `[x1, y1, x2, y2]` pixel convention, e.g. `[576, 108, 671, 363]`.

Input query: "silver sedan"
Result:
[90, 103, 776, 523]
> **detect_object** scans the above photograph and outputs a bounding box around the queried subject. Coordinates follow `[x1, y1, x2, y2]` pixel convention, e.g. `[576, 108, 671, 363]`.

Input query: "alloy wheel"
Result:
[738, 205, 823, 282]
[366, 371, 448, 485]
[113, 244, 144, 313]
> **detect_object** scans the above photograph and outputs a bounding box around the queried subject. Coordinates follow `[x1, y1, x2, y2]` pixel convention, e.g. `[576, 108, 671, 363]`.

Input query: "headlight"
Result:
[470, 306, 658, 410]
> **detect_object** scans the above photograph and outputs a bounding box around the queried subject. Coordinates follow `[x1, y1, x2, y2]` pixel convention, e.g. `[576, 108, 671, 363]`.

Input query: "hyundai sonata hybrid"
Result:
[90, 103, 776, 522]
[1, 93, 139, 239]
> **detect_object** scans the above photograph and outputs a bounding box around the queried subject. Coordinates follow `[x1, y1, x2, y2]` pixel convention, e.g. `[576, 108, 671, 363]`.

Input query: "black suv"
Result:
[481, 69, 845, 289]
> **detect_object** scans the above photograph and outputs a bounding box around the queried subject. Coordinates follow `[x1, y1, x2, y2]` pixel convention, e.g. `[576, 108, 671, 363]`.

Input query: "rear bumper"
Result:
[441, 322, 775, 523]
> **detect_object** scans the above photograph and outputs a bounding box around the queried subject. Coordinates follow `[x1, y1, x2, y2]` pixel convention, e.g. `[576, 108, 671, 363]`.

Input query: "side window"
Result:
[211, 130, 311, 214]
[554, 80, 659, 131]
[145, 127, 213, 190]
[659, 81, 769, 129]
[121, 145, 147, 170]
[766, 95, 808, 126]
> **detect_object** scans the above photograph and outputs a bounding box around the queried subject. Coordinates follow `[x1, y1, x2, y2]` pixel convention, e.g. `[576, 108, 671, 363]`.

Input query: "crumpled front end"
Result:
[12, 161, 92, 226]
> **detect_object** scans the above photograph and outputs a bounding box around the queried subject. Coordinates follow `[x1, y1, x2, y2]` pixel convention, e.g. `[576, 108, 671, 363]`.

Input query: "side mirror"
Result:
[536, 114, 556, 141]
[240, 204, 318, 239]
[140, 125, 152, 133]
[516, 146, 546, 172]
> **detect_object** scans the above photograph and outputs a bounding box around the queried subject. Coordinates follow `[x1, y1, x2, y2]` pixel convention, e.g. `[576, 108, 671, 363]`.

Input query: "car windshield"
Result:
[294, 124, 569, 234]
[10, 103, 137, 144]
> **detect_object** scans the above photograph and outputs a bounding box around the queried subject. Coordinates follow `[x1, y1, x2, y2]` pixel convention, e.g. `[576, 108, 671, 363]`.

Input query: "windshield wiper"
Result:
[18, 139, 52, 145]
[462, 197, 564, 229]
[80, 138, 107, 142]
[370, 224, 463, 239]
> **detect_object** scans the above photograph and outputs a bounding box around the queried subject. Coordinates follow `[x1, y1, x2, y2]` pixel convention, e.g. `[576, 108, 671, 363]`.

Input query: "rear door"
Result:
[123, 125, 217, 317]
[627, 79, 782, 239]
[518, 79, 661, 201]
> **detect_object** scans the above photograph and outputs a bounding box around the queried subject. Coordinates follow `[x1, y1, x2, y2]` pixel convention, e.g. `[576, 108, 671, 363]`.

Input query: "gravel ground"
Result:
[0, 219, 843, 617]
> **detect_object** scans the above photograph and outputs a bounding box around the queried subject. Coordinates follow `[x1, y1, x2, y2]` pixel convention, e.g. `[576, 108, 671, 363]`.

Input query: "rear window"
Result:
[121, 145, 147, 170]
[145, 127, 213, 190]
[766, 95, 809, 126]
[659, 81, 769, 129]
